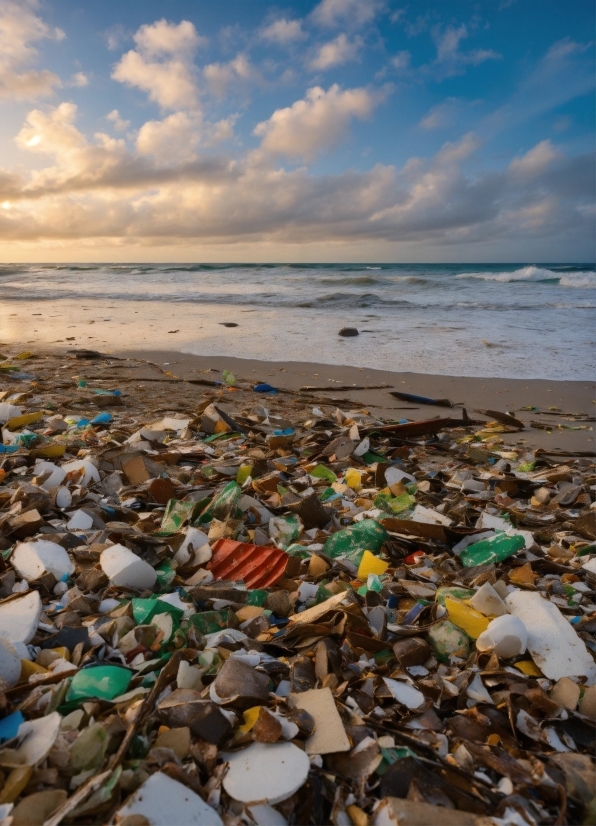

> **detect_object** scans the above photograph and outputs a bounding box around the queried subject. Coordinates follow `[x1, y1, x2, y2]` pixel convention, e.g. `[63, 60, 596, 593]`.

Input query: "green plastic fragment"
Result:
[374, 492, 415, 514]
[189, 609, 233, 636]
[269, 514, 301, 549]
[198, 482, 241, 524]
[324, 518, 388, 564]
[427, 620, 470, 663]
[66, 665, 132, 703]
[376, 746, 419, 775]
[285, 543, 311, 559]
[246, 589, 269, 607]
[132, 597, 184, 626]
[221, 369, 235, 385]
[435, 586, 476, 606]
[318, 487, 339, 502]
[155, 559, 177, 589]
[460, 532, 525, 568]
[310, 465, 337, 484]
[157, 499, 202, 535]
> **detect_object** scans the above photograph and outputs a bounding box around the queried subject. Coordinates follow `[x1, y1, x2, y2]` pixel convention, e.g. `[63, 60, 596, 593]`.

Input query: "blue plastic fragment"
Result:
[0, 711, 24, 743]
[91, 412, 112, 425]
[77, 418, 90, 427]
[253, 383, 278, 394]
[402, 602, 426, 625]
[0, 445, 19, 454]
[273, 428, 294, 436]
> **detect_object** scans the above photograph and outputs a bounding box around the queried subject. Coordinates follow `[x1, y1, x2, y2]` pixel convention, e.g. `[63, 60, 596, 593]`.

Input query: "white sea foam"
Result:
[456, 265, 561, 283]
[559, 273, 596, 288]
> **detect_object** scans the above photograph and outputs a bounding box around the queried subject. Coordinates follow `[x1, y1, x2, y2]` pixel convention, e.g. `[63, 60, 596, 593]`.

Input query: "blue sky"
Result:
[0, 0, 594, 261]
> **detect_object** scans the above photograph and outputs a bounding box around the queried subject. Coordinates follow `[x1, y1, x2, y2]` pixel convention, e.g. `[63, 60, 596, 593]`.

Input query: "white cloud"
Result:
[1, 103, 593, 259]
[112, 19, 204, 110]
[431, 23, 501, 78]
[310, 34, 362, 70]
[203, 54, 260, 98]
[205, 115, 239, 146]
[107, 109, 130, 132]
[391, 50, 411, 71]
[69, 71, 89, 87]
[509, 140, 560, 176]
[311, 0, 383, 28]
[419, 97, 474, 130]
[253, 84, 381, 160]
[136, 112, 201, 163]
[260, 18, 306, 45]
[0, 0, 63, 100]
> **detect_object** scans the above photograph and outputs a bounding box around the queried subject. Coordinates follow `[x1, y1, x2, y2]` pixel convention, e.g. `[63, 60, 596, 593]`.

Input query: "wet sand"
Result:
[122, 349, 595, 453]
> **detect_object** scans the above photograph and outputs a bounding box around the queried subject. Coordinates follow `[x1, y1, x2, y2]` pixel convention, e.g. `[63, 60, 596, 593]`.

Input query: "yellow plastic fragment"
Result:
[357, 550, 389, 580]
[238, 706, 262, 733]
[514, 660, 543, 677]
[444, 597, 490, 640]
[33, 443, 66, 459]
[345, 468, 363, 492]
[5, 412, 43, 431]
[0, 766, 33, 804]
[20, 660, 49, 681]
[236, 464, 253, 485]
[14, 351, 35, 360]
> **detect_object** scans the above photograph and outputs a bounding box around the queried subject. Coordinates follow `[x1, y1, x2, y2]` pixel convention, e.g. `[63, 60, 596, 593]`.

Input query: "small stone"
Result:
[338, 327, 359, 337]
[579, 685, 596, 719]
[550, 677, 580, 710]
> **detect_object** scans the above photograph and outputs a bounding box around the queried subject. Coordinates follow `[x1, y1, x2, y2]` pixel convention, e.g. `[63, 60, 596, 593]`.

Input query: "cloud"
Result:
[508, 140, 560, 176]
[111, 19, 205, 110]
[1, 103, 593, 259]
[309, 34, 362, 70]
[430, 23, 501, 78]
[69, 71, 89, 87]
[418, 97, 479, 130]
[253, 84, 381, 160]
[0, 0, 63, 100]
[107, 110, 130, 132]
[203, 54, 260, 98]
[260, 18, 306, 45]
[391, 51, 411, 71]
[311, 0, 383, 28]
[136, 112, 201, 163]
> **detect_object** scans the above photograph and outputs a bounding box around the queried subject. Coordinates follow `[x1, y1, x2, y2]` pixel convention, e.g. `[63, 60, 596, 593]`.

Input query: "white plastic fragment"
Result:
[581, 557, 596, 575]
[411, 504, 452, 526]
[66, 509, 94, 530]
[385, 466, 416, 486]
[0, 712, 61, 767]
[0, 591, 43, 645]
[383, 677, 426, 710]
[247, 803, 289, 826]
[11, 540, 75, 582]
[0, 638, 22, 687]
[506, 591, 596, 683]
[100, 543, 157, 590]
[476, 614, 527, 659]
[61, 459, 100, 487]
[173, 527, 211, 567]
[222, 741, 310, 804]
[476, 512, 535, 549]
[466, 673, 494, 705]
[34, 462, 67, 492]
[470, 582, 509, 617]
[117, 770, 223, 826]
[0, 404, 21, 424]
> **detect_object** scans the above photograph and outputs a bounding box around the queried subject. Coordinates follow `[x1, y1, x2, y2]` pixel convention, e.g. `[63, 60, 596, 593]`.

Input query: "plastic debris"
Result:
[0, 349, 593, 825]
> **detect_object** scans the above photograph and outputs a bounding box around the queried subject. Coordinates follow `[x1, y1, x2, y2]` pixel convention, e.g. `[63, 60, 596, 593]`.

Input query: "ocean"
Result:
[1, 262, 594, 379]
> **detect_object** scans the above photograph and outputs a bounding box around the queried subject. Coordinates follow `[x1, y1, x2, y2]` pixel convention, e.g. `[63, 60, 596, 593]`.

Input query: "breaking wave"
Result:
[456, 266, 561, 283]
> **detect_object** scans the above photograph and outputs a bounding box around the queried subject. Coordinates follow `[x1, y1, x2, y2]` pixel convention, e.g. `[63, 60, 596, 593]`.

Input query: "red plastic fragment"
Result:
[404, 550, 425, 565]
[207, 539, 289, 588]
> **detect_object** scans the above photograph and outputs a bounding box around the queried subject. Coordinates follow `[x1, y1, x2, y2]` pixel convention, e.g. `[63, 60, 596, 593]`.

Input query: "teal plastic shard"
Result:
[189, 609, 233, 636]
[132, 597, 184, 626]
[246, 589, 268, 607]
[376, 746, 419, 775]
[324, 518, 388, 562]
[460, 532, 525, 568]
[66, 664, 132, 703]
[367, 574, 383, 593]
[155, 559, 177, 589]
[198, 482, 241, 524]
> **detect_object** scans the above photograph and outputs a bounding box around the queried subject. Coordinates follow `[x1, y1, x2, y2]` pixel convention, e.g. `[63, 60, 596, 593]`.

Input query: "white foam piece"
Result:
[117, 771, 223, 826]
[0, 591, 42, 645]
[0, 639, 22, 687]
[34, 461, 66, 491]
[385, 466, 416, 486]
[66, 509, 93, 530]
[223, 741, 310, 804]
[61, 459, 100, 487]
[476, 614, 527, 658]
[11, 540, 74, 582]
[411, 504, 452, 526]
[506, 591, 596, 683]
[100, 543, 156, 590]
[383, 677, 426, 710]
[0, 404, 22, 424]
[173, 527, 211, 567]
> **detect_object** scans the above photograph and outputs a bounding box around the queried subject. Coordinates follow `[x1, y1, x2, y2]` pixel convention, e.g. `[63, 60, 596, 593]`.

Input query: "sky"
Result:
[0, 0, 594, 262]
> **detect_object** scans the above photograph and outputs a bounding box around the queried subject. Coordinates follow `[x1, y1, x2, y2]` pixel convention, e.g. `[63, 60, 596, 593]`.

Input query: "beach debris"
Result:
[338, 327, 359, 336]
[0, 348, 593, 825]
[390, 390, 454, 407]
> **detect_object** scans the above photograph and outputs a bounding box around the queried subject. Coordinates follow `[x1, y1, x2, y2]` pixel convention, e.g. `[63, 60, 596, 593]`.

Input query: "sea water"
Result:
[0, 262, 594, 379]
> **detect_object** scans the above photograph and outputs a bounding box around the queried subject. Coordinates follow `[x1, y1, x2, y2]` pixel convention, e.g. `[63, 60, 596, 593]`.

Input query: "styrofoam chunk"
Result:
[11, 540, 75, 582]
[223, 741, 310, 804]
[506, 591, 596, 682]
[117, 771, 223, 826]
[0, 591, 42, 644]
[0, 639, 22, 687]
[0, 404, 22, 424]
[66, 509, 93, 530]
[61, 459, 100, 487]
[385, 466, 416, 486]
[173, 528, 211, 567]
[100, 543, 157, 590]
[476, 614, 527, 658]
[411, 504, 452, 526]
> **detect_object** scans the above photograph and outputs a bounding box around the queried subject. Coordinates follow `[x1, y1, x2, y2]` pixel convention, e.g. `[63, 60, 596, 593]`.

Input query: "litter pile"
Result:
[0, 350, 594, 826]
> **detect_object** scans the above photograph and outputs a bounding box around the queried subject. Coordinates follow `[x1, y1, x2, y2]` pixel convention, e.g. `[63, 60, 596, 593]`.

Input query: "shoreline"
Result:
[120, 348, 596, 453]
